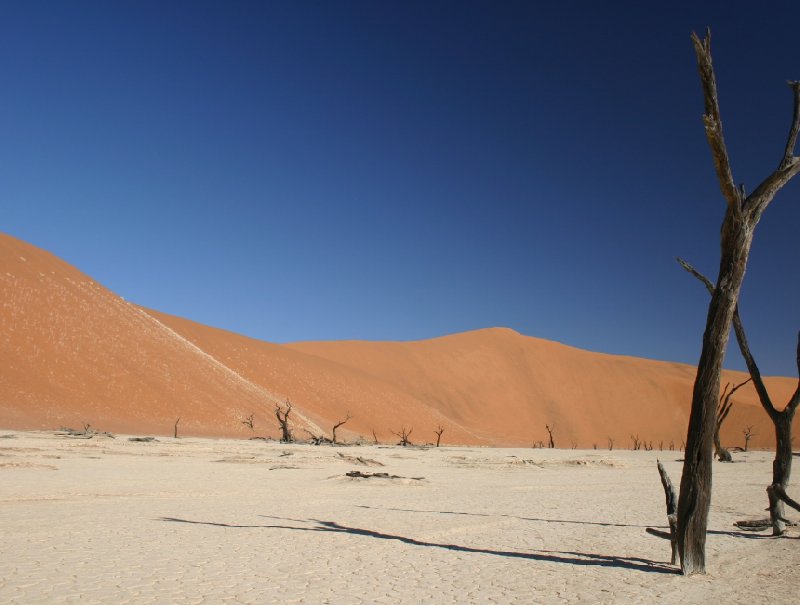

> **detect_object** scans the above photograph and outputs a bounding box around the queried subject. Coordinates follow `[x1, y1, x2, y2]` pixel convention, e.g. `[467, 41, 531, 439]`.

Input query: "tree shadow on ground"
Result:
[158, 516, 677, 575]
[352, 505, 779, 539]
[354, 504, 652, 529]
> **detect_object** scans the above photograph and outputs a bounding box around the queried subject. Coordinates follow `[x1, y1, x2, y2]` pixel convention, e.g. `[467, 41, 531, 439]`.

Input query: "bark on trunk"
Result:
[677, 214, 754, 575]
[676, 31, 800, 575]
[657, 461, 678, 565]
[770, 411, 796, 534]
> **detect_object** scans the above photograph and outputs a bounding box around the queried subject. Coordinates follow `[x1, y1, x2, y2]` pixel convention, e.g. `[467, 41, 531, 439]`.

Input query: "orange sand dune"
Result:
[0, 233, 796, 448]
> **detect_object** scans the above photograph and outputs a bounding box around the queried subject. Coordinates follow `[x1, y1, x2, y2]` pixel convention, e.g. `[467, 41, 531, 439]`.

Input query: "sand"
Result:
[1, 233, 796, 450]
[1, 431, 798, 604]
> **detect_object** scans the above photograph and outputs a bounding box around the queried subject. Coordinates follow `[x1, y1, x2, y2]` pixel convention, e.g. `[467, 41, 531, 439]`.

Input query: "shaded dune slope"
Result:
[0, 233, 796, 448]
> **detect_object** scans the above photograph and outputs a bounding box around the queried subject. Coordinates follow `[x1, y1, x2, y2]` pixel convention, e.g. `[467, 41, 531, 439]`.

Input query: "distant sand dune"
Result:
[0, 232, 796, 448]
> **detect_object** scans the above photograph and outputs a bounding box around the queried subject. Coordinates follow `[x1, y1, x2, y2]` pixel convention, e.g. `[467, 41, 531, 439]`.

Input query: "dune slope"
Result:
[0, 233, 795, 448]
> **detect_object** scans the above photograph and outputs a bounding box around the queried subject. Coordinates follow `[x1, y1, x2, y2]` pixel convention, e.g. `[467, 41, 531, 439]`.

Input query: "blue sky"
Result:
[2, 1, 798, 376]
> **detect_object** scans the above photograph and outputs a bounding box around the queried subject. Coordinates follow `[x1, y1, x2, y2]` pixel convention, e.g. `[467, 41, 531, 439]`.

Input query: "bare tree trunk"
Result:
[332, 411, 352, 445]
[676, 31, 800, 575]
[678, 205, 755, 573]
[275, 400, 293, 443]
[545, 424, 555, 449]
[434, 425, 445, 447]
[682, 256, 800, 536]
[742, 425, 755, 451]
[391, 426, 413, 447]
[174, 417, 181, 439]
[657, 461, 679, 565]
[714, 379, 749, 462]
[769, 410, 797, 534]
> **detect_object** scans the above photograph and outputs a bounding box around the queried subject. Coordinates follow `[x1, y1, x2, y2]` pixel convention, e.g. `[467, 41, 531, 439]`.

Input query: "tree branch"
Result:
[780, 81, 800, 170]
[676, 257, 714, 295]
[743, 80, 800, 219]
[677, 258, 776, 416]
[788, 332, 800, 415]
[691, 30, 741, 210]
[768, 483, 800, 513]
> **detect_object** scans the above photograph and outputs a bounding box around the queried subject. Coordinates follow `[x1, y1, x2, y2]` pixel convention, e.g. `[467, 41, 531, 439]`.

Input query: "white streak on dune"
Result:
[134, 307, 324, 435]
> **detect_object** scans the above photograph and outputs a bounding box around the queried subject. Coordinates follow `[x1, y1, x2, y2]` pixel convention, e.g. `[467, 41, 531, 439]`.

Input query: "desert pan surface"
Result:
[1, 430, 798, 604]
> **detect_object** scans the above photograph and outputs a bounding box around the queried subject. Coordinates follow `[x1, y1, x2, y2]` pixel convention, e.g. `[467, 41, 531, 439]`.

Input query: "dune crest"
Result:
[0, 233, 795, 448]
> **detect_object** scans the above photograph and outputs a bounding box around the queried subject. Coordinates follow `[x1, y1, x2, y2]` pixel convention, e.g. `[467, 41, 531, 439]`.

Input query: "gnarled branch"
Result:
[743, 80, 800, 218]
[677, 257, 779, 417]
[768, 483, 800, 513]
[691, 30, 740, 210]
[780, 81, 800, 170]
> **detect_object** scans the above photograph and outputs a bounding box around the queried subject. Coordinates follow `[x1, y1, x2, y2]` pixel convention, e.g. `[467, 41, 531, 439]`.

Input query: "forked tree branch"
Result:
[677, 257, 776, 416]
[780, 81, 800, 169]
[691, 30, 740, 210]
[767, 483, 800, 513]
[691, 32, 800, 220]
[677, 258, 800, 418]
[717, 378, 750, 430]
[742, 80, 800, 219]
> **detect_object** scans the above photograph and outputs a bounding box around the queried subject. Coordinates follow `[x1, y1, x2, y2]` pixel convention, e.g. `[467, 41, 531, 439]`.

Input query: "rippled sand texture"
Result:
[1, 431, 798, 604]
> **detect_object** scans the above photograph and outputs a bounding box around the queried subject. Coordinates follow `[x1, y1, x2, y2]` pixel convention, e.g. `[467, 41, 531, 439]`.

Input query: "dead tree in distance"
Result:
[714, 378, 751, 461]
[275, 400, 294, 443]
[545, 424, 555, 449]
[742, 425, 756, 451]
[680, 258, 800, 535]
[434, 425, 445, 447]
[331, 411, 352, 445]
[241, 413, 255, 431]
[391, 426, 413, 447]
[174, 417, 181, 439]
[676, 31, 800, 575]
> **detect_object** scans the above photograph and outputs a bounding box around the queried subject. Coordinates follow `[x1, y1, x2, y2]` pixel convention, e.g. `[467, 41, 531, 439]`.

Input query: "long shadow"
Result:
[159, 516, 312, 530]
[355, 504, 651, 529]
[353, 505, 776, 538]
[311, 520, 676, 574]
[158, 516, 677, 575]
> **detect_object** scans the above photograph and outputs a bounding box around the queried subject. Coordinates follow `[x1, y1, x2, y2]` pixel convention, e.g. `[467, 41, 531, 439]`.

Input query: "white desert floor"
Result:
[1, 431, 798, 604]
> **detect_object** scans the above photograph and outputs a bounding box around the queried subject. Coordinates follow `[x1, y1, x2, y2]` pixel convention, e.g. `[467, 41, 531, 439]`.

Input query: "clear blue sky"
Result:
[2, 1, 798, 376]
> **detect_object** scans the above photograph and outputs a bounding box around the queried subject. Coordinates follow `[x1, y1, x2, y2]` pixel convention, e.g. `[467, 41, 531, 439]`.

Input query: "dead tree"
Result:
[545, 424, 555, 449]
[331, 411, 352, 445]
[768, 483, 800, 517]
[434, 425, 445, 447]
[391, 426, 413, 447]
[174, 417, 181, 439]
[675, 31, 800, 574]
[648, 460, 678, 565]
[371, 428, 379, 445]
[607, 436, 614, 451]
[275, 400, 293, 443]
[303, 428, 329, 445]
[631, 434, 642, 451]
[241, 413, 255, 431]
[715, 378, 751, 462]
[742, 425, 756, 451]
[680, 258, 800, 535]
